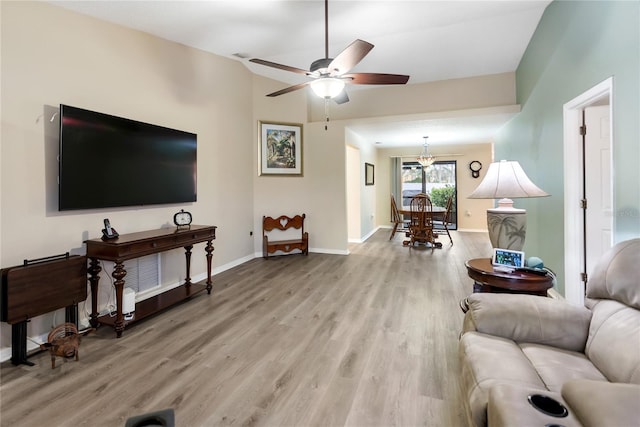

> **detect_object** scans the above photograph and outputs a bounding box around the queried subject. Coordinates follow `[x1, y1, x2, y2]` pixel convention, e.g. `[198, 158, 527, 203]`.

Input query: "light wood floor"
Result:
[0, 229, 490, 427]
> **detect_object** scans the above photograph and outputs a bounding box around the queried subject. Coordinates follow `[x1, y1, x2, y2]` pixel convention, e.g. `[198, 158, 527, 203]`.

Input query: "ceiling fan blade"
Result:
[333, 90, 349, 105]
[328, 39, 374, 75]
[343, 72, 410, 85]
[249, 58, 310, 75]
[265, 81, 311, 97]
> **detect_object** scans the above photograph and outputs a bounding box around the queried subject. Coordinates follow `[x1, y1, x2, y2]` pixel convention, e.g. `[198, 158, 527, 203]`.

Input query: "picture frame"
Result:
[365, 162, 375, 185]
[258, 121, 303, 176]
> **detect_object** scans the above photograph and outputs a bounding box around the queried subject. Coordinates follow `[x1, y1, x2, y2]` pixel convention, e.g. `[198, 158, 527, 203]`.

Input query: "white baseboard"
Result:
[214, 254, 255, 275]
[310, 248, 349, 255]
[0, 331, 49, 364]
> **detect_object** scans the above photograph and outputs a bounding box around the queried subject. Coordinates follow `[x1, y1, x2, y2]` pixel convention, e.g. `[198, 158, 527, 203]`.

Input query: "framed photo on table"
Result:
[258, 121, 303, 176]
[365, 162, 375, 185]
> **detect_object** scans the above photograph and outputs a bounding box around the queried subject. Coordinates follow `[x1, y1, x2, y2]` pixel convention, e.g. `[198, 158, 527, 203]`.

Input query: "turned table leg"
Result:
[88, 258, 102, 329]
[112, 261, 127, 338]
[205, 240, 214, 294]
[184, 244, 193, 287]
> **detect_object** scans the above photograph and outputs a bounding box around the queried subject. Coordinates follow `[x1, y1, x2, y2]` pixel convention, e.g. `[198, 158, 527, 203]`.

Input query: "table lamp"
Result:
[468, 160, 549, 250]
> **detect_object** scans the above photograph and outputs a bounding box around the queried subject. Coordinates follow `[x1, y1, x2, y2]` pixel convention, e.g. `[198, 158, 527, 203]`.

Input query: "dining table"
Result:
[399, 205, 447, 248]
[399, 205, 446, 219]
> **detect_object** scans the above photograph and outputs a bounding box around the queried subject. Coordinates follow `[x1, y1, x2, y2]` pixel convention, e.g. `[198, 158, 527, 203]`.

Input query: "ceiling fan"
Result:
[249, 0, 410, 104]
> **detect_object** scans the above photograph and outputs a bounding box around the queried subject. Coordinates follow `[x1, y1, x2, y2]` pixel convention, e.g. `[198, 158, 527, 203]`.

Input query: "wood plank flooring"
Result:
[0, 229, 490, 427]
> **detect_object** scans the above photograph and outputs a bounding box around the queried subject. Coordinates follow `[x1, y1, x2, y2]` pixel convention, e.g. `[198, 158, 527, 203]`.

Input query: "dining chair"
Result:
[389, 194, 410, 240]
[403, 193, 435, 250]
[433, 194, 454, 245]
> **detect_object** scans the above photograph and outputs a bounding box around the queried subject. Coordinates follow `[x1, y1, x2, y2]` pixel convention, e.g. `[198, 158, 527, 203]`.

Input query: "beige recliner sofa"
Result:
[458, 238, 640, 427]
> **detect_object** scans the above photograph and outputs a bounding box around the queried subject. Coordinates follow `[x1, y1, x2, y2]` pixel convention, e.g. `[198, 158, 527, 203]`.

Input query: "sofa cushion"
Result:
[586, 238, 640, 309]
[463, 293, 592, 352]
[562, 379, 640, 427]
[459, 332, 546, 427]
[520, 343, 607, 392]
[585, 300, 640, 384]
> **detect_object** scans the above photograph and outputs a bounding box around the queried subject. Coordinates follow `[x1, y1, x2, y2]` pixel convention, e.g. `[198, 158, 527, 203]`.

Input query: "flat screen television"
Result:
[58, 104, 197, 211]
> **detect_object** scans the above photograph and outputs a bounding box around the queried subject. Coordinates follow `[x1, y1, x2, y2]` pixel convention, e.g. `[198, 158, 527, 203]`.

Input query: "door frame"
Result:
[563, 77, 613, 306]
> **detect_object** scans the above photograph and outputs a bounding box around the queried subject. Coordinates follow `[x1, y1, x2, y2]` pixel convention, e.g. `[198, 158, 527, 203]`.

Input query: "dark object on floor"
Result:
[125, 408, 175, 427]
[40, 322, 80, 369]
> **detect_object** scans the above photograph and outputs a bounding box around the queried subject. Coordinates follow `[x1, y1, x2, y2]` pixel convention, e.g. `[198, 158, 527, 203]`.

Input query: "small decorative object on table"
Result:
[173, 209, 192, 228]
[40, 322, 80, 369]
[101, 218, 119, 240]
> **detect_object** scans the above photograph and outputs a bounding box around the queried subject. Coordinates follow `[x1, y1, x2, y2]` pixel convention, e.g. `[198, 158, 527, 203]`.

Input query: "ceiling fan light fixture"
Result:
[310, 78, 345, 98]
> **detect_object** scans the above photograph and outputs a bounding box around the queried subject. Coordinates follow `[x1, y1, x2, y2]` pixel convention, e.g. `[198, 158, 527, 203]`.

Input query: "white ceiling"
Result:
[49, 0, 551, 147]
[348, 105, 521, 149]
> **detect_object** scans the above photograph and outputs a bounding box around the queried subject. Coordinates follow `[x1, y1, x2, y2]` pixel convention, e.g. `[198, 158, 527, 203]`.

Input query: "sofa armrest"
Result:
[462, 293, 592, 352]
[562, 380, 640, 427]
[488, 384, 584, 427]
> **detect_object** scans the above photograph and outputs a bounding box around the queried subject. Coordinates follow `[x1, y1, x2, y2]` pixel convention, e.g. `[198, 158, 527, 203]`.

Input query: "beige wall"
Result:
[0, 1, 516, 358]
[376, 144, 494, 232]
[252, 75, 349, 255]
[304, 73, 518, 241]
[1, 2, 255, 352]
[344, 128, 378, 240]
[346, 145, 361, 241]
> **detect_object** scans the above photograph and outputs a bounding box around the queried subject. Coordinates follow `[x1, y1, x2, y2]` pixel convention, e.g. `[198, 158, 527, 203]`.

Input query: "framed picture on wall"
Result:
[365, 162, 375, 185]
[258, 121, 303, 176]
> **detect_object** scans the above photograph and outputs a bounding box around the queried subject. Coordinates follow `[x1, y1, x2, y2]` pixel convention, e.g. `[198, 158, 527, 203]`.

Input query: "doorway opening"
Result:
[563, 77, 613, 306]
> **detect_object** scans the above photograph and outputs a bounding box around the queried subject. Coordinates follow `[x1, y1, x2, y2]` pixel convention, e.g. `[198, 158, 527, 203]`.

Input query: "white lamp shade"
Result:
[310, 78, 345, 98]
[468, 160, 549, 200]
[468, 160, 547, 251]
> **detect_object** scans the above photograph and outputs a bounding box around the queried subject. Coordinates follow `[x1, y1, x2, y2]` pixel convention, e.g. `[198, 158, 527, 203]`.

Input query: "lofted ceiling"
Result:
[48, 0, 551, 147]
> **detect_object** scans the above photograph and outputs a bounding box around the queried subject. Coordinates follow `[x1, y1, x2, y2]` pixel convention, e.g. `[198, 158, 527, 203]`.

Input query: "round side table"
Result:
[465, 258, 553, 296]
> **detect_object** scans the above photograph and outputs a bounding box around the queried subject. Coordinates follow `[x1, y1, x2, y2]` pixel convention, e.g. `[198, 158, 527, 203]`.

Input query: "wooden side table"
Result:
[465, 258, 553, 296]
[460, 258, 553, 313]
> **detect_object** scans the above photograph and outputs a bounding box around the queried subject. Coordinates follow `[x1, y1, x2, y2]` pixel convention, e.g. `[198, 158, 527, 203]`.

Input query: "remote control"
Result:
[515, 267, 548, 276]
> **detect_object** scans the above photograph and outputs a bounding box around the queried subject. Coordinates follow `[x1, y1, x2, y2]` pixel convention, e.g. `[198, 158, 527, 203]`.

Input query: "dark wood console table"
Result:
[85, 225, 216, 337]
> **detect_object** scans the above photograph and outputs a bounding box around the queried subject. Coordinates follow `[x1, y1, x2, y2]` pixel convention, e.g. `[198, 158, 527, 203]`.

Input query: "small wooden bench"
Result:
[263, 214, 309, 259]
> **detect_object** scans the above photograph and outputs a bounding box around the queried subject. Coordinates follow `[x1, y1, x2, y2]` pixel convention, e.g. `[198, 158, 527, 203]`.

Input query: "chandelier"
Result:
[417, 136, 435, 168]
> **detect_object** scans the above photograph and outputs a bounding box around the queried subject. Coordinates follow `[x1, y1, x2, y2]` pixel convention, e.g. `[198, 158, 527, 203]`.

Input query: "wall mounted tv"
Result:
[58, 104, 197, 211]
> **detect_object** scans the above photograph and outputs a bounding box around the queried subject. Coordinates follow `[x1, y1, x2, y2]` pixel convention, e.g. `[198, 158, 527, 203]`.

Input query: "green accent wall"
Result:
[494, 0, 640, 294]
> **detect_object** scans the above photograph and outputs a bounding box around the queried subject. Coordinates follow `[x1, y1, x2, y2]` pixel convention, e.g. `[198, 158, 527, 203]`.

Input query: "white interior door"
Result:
[563, 77, 613, 306]
[584, 105, 613, 277]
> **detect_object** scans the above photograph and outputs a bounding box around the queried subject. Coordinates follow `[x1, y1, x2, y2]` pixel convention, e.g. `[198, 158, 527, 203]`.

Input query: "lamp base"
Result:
[486, 208, 527, 251]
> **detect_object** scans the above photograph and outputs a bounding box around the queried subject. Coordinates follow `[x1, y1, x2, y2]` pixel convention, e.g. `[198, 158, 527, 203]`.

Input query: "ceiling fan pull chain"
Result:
[324, 98, 330, 130]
